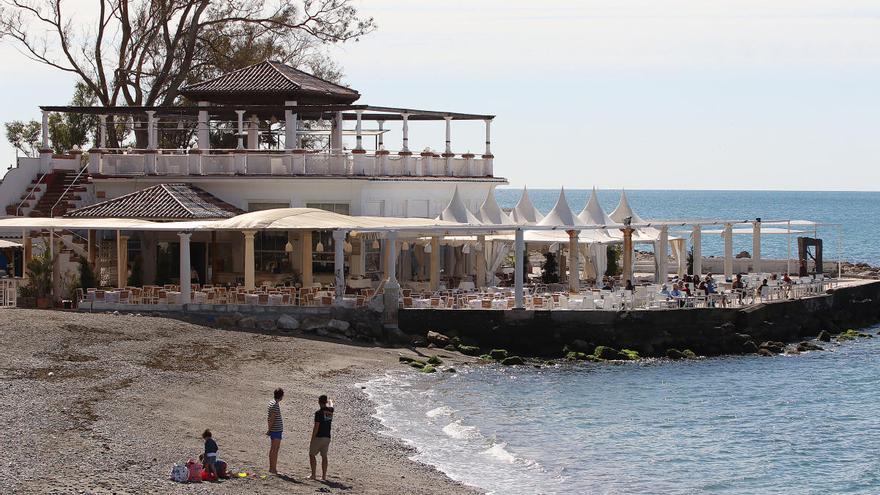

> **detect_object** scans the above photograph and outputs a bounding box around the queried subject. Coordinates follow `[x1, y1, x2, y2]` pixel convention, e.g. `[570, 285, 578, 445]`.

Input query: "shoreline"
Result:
[0, 310, 481, 494]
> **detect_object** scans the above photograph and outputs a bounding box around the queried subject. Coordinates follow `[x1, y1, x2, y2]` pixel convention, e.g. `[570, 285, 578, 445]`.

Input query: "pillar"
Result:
[22, 230, 32, 281]
[514, 228, 524, 309]
[146, 111, 156, 149]
[88, 229, 97, 270]
[401, 113, 410, 153]
[622, 227, 634, 285]
[692, 225, 702, 276]
[99, 115, 107, 148]
[476, 235, 486, 288]
[723, 223, 733, 279]
[656, 225, 668, 284]
[377, 120, 385, 149]
[197, 101, 210, 150]
[116, 231, 128, 288]
[444, 116, 452, 155]
[752, 218, 762, 273]
[568, 230, 579, 293]
[41, 110, 50, 149]
[39, 110, 52, 172]
[284, 100, 297, 150]
[247, 115, 259, 150]
[333, 230, 347, 303]
[301, 231, 313, 286]
[243, 230, 256, 290]
[383, 231, 400, 324]
[429, 237, 440, 291]
[178, 232, 192, 303]
[235, 110, 245, 150]
[354, 110, 364, 151]
[330, 112, 343, 151]
[484, 119, 492, 156]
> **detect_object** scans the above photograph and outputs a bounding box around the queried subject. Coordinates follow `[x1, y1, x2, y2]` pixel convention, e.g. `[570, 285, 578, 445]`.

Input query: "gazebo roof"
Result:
[180, 60, 360, 105]
[66, 184, 243, 220]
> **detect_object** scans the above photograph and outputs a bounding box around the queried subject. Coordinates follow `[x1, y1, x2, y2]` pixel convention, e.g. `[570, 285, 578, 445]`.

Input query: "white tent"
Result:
[436, 186, 482, 225]
[476, 188, 514, 225]
[509, 186, 544, 225]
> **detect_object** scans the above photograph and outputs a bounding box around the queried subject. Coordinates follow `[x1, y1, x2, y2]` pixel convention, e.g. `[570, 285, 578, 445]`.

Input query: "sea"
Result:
[362, 329, 880, 495]
[361, 190, 880, 494]
[493, 189, 878, 266]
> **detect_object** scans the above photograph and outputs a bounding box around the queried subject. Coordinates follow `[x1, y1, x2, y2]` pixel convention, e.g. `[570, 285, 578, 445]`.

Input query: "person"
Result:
[309, 395, 335, 481]
[202, 429, 219, 480]
[732, 274, 744, 290]
[191, 266, 200, 284]
[601, 278, 614, 291]
[659, 284, 670, 297]
[624, 279, 634, 291]
[782, 273, 793, 285]
[266, 388, 284, 474]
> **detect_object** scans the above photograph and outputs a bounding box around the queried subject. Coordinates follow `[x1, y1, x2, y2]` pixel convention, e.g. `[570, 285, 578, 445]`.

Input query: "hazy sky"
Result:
[2, 0, 879, 190]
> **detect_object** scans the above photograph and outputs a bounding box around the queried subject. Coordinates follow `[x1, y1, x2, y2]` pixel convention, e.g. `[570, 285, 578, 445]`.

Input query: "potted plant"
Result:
[23, 245, 55, 309]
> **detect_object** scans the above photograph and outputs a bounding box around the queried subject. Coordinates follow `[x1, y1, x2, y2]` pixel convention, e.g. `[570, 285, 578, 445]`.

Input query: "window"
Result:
[248, 203, 291, 275]
[306, 202, 350, 215]
[248, 202, 289, 212]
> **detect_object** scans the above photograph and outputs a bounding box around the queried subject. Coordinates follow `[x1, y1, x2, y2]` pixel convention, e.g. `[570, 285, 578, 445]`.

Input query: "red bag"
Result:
[216, 460, 228, 479]
[186, 459, 202, 483]
[200, 469, 217, 482]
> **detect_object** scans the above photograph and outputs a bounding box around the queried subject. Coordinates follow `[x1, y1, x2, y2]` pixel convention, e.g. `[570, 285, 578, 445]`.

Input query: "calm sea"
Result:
[494, 189, 877, 265]
[362, 330, 880, 494]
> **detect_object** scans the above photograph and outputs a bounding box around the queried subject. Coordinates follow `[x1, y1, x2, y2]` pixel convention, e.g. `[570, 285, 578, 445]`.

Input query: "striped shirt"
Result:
[267, 400, 283, 432]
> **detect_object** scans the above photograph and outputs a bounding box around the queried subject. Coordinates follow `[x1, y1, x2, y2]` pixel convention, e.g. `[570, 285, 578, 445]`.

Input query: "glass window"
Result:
[306, 202, 350, 215]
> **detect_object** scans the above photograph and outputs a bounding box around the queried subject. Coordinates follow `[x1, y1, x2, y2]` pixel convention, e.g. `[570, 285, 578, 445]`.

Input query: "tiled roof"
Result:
[66, 184, 243, 220]
[180, 60, 359, 102]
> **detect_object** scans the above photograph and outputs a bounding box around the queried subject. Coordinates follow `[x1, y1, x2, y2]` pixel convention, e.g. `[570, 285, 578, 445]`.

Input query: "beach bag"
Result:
[186, 459, 202, 483]
[170, 463, 189, 483]
[200, 469, 217, 482]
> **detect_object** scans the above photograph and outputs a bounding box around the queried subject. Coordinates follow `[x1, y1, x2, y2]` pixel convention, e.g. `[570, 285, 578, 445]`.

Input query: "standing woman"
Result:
[266, 388, 284, 474]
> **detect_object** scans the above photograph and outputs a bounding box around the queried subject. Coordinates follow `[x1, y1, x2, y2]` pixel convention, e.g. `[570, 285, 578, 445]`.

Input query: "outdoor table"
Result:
[166, 291, 181, 304]
[244, 293, 259, 305]
[193, 292, 208, 304]
[414, 298, 432, 308]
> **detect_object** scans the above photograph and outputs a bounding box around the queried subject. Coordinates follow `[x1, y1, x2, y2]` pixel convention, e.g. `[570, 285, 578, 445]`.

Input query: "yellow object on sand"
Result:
[238, 472, 248, 478]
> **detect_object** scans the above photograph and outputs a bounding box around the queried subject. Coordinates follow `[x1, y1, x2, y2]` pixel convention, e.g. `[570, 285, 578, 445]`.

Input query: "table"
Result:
[244, 293, 260, 305]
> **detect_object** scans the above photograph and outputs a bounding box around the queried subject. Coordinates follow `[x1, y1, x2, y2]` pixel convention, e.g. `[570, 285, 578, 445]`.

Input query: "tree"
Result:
[4, 120, 41, 157]
[541, 252, 559, 284]
[5, 82, 98, 155]
[0, 1, 374, 110]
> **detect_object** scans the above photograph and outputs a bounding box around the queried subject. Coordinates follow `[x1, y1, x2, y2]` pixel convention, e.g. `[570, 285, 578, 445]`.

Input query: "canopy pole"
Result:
[301, 231, 313, 287]
[243, 230, 256, 290]
[656, 226, 669, 284]
[383, 231, 400, 324]
[752, 218, 762, 274]
[787, 220, 792, 275]
[723, 223, 733, 279]
[692, 225, 702, 276]
[429, 237, 440, 291]
[514, 228, 524, 309]
[178, 232, 192, 305]
[568, 230, 579, 293]
[622, 227, 634, 284]
[333, 230, 347, 303]
[476, 235, 486, 289]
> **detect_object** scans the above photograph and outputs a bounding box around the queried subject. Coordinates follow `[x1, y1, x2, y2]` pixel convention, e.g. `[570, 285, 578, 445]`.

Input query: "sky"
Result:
[1, 0, 879, 190]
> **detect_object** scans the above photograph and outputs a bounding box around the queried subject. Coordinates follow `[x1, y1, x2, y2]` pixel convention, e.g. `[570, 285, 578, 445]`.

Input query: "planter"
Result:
[36, 297, 51, 309]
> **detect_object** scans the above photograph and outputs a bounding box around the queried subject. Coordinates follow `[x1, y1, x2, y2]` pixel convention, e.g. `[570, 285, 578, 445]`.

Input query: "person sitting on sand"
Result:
[202, 429, 219, 480]
[309, 395, 335, 481]
[267, 388, 284, 474]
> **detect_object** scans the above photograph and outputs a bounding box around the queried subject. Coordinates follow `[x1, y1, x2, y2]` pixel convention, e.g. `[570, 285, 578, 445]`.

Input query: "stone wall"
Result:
[399, 281, 880, 358]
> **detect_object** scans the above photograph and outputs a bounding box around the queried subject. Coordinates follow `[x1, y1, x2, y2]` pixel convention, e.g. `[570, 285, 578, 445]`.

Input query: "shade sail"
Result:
[207, 208, 470, 232]
[0, 217, 167, 230]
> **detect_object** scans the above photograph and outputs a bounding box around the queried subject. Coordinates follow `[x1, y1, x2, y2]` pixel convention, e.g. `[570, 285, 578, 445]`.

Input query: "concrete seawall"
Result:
[399, 281, 880, 357]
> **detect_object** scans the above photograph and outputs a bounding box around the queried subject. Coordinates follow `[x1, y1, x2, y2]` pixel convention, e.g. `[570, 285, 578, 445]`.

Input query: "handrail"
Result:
[16, 168, 50, 216]
[51, 161, 89, 218]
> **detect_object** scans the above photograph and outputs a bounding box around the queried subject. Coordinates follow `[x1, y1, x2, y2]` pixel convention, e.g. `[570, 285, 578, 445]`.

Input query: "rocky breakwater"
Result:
[398, 281, 880, 360]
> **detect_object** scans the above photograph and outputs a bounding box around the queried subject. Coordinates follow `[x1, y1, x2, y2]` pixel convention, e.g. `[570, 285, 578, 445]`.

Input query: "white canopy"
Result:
[0, 239, 22, 248]
[577, 187, 618, 243]
[537, 188, 578, 227]
[701, 227, 808, 235]
[437, 186, 482, 224]
[608, 190, 664, 242]
[477, 189, 514, 225]
[509, 187, 544, 225]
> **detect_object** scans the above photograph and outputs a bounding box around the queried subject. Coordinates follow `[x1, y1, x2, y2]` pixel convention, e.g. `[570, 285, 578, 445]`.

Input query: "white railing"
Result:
[87, 149, 495, 178]
[0, 279, 20, 308]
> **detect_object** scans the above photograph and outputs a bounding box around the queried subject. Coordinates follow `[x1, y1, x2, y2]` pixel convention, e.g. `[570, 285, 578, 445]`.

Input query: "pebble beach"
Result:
[0, 310, 480, 494]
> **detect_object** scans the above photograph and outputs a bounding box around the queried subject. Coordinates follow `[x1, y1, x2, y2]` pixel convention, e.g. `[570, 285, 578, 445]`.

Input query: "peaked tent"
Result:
[437, 186, 482, 225]
[509, 187, 544, 225]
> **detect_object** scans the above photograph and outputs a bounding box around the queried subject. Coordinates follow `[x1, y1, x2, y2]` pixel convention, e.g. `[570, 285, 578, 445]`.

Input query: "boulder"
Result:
[327, 319, 350, 332]
[276, 314, 300, 331]
[593, 346, 626, 360]
[457, 345, 481, 356]
[443, 367, 457, 373]
[489, 349, 509, 361]
[796, 341, 824, 352]
[620, 349, 640, 360]
[817, 330, 832, 342]
[478, 354, 494, 361]
[501, 356, 525, 366]
[410, 361, 426, 369]
[257, 319, 276, 331]
[735, 250, 751, 259]
[759, 341, 785, 354]
[757, 348, 776, 357]
[666, 349, 686, 360]
[301, 317, 327, 332]
[742, 340, 760, 354]
[443, 344, 458, 352]
[410, 337, 428, 347]
[427, 355, 443, 366]
[566, 351, 588, 361]
[238, 316, 256, 329]
[421, 364, 437, 373]
[427, 331, 452, 347]
[682, 349, 698, 359]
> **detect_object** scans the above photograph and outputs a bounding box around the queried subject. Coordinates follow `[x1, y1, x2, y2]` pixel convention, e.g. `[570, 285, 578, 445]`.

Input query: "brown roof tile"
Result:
[66, 184, 243, 220]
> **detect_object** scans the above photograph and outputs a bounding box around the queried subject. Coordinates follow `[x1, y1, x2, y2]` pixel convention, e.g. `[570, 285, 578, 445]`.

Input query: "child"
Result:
[202, 429, 219, 480]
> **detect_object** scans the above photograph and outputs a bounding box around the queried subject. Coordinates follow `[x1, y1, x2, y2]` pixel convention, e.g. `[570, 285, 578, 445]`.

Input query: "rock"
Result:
[257, 319, 276, 331]
[410, 336, 427, 347]
[398, 355, 415, 363]
[817, 330, 831, 342]
[742, 340, 760, 354]
[427, 355, 443, 365]
[501, 356, 525, 366]
[275, 314, 299, 331]
[216, 316, 236, 327]
[443, 344, 458, 352]
[488, 349, 508, 361]
[301, 317, 327, 332]
[682, 349, 698, 359]
[620, 349, 640, 360]
[566, 351, 588, 361]
[478, 354, 494, 361]
[757, 348, 776, 357]
[457, 345, 481, 356]
[426, 343, 437, 349]
[427, 331, 452, 347]
[735, 250, 751, 259]
[836, 329, 862, 341]
[593, 346, 626, 360]
[421, 364, 437, 373]
[451, 337, 462, 347]
[237, 316, 256, 329]
[666, 349, 686, 360]
[327, 319, 350, 331]
[759, 341, 785, 354]
[443, 367, 457, 373]
[409, 361, 425, 370]
[796, 341, 824, 352]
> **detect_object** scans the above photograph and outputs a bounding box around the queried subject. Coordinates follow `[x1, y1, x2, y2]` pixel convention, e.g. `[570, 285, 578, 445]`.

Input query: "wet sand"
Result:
[0, 310, 480, 494]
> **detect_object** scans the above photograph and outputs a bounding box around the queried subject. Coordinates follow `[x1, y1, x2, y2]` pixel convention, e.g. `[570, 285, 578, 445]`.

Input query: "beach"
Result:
[0, 309, 480, 495]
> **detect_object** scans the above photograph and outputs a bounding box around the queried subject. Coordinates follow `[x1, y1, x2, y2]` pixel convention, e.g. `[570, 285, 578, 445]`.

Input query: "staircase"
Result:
[4, 169, 90, 217]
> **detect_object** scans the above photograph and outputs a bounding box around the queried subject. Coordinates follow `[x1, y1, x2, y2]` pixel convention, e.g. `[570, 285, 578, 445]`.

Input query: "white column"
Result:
[330, 111, 343, 152]
[386, 231, 399, 286]
[514, 228, 524, 309]
[333, 230, 347, 303]
[401, 113, 410, 152]
[692, 225, 702, 276]
[41, 110, 50, 149]
[444, 116, 452, 155]
[723, 223, 734, 279]
[243, 230, 256, 290]
[247, 115, 259, 150]
[476, 235, 486, 288]
[146, 111, 157, 149]
[657, 225, 669, 283]
[178, 232, 192, 304]
[429, 237, 440, 291]
[235, 110, 245, 150]
[354, 110, 364, 151]
[197, 101, 210, 150]
[377, 120, 385, 149]
[301, 231, 313, 286]
[568, 230, 579, 293]
[484, 119, 492, 156]
[99, 115, 107, 148]
[752, 219, 762, 274]
[115, 230, 127, 289]
[284, 100, 297, 150]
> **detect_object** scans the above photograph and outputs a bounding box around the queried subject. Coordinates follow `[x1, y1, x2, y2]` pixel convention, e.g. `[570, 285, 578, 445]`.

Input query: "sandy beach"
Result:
[0, 309, 480, 495]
